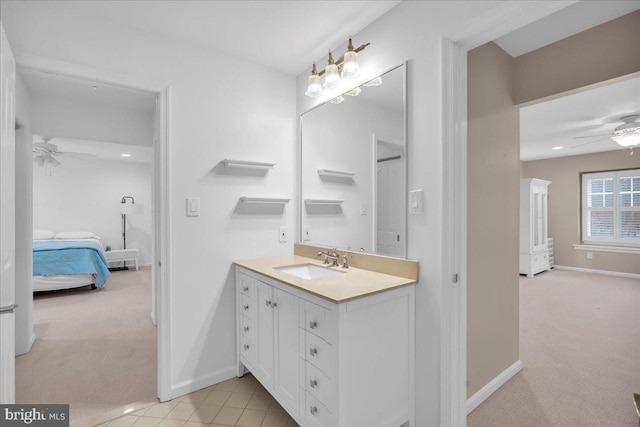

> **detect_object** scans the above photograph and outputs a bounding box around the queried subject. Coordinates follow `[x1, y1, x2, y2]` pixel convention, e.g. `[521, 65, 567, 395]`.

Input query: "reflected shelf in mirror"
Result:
[240, 197, 290, 204]
[304, 199, 344, 205]
[222, 159, 276, 170]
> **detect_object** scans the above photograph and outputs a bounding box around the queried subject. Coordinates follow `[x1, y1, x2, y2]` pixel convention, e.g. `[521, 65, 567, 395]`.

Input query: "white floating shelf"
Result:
[240, 197, 290, 204]
[304, 199, 344, 205]
[317, 169, 355, 178]
[222, 159, 276, 170]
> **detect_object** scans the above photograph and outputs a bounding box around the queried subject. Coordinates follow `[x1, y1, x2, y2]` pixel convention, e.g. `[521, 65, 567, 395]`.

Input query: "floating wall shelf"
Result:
[317, 169, 355, 178]
[222, 159, 276, 170]
[240, 197, 290, 204]
[304, 199, 344, 205]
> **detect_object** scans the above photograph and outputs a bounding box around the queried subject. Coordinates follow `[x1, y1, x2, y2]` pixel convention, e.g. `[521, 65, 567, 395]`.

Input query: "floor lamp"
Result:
[120, 196, 144, 270]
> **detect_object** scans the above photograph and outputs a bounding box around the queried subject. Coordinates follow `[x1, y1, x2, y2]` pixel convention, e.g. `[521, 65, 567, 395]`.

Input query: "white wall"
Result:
[32, 156, 153, 266]
[15, 75, 34, 355]
[31, 93, 154, 146]
[296, 2, 505, 424]
[0, 2, 296, 397]
[301, 97, 402, 252]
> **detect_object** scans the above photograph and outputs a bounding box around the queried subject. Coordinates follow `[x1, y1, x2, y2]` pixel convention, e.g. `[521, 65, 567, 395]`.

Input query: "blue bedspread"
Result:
[33, 240, 110, 286]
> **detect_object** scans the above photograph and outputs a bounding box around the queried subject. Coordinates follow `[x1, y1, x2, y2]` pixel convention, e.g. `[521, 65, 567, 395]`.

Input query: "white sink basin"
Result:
[275, 263, 344, 280]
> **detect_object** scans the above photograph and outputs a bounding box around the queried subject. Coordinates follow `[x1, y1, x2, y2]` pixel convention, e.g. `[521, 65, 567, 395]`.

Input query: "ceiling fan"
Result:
[571, 114, 640, 149]
[33, 137, 97, 167]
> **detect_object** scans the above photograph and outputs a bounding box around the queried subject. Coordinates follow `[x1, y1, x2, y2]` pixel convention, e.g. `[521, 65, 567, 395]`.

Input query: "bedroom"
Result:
[15, 66, 158, 420]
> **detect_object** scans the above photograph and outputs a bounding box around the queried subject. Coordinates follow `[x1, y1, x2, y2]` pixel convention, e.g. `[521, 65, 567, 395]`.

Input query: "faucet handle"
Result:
[341, 253, 349, 269]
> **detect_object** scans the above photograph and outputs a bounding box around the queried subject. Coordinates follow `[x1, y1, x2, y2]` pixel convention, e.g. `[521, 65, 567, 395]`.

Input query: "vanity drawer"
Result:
[305, 331, 333, 378]
[305, 361, 335, 411]
[305, 391, 335, 427]
[240, 294, 256, 322]
[240, 335, 255, 366]
[304, 301, 336, 344]
[238, 272, 256, 300]
[240, 315, 255, 343]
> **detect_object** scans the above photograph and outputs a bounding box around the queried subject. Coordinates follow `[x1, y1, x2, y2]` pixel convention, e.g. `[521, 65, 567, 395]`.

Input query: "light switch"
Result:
[360, 202, 367, 215]
[186, 198, 200, 217]
[409, 190, 423, 214]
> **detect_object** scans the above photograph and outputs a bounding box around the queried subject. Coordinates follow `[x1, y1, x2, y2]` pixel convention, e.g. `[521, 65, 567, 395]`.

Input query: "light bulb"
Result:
[305, 63, 322, 98]
[341, 51, 360, 79]
[344, 87, 361, 97]
[341, 37, 360, 79]
[363, 76, 382, 87]
[323, 50, 341, 89]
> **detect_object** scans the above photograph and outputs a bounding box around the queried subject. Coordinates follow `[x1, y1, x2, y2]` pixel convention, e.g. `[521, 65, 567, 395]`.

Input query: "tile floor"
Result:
[97, 374, 299, 427]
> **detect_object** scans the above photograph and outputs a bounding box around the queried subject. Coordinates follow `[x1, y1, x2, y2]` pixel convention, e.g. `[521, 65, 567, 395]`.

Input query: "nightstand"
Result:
[105, 249, 139, 270]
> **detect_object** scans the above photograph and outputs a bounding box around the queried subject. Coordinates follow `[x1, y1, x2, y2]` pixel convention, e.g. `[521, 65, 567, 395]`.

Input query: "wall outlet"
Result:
[303, 226, 311, 241]
[279, 227, 288, 243]
[587, 251, 593, 259]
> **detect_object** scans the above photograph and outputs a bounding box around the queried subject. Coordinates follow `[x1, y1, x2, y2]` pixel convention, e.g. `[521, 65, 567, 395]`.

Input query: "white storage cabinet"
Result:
[236, 267, 415, 427]
[520, 178, 551, 277]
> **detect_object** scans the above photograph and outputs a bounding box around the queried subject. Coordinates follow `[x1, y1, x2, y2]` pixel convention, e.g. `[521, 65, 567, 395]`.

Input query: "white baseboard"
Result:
[554, 265, 640, 280]
[466, 360, 522, 414]
[170, 366, 237, 400]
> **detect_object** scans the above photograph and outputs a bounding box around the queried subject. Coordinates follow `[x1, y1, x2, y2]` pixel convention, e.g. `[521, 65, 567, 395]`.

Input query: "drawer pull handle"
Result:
[309, 379, 318, 388]
[265, 300, 272, 307]
[243, 305, 249, 310]
[272, 301, 278, 308]
[310, 406, 318, 415]
[244, 344, 249, 350]
[243, 286, 249, 292]
[309, 321, 318, 329]
[243, 326, 249, 332]
[309, 347, 318, 357]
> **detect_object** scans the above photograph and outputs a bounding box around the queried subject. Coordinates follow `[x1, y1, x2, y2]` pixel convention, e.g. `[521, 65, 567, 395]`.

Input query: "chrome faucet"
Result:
[318, 249, 339, 267]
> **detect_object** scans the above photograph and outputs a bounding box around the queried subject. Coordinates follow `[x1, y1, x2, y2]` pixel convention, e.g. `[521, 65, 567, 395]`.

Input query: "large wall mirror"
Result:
[299, 63, 407, 258]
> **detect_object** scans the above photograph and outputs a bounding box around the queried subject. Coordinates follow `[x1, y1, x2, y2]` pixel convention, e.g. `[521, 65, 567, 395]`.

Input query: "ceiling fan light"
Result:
[611, 128, 640, 147]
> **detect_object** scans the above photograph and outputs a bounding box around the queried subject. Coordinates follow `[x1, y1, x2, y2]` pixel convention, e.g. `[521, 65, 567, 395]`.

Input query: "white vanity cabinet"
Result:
[236, 266, 415, 427]
[520, 178, 552, 277]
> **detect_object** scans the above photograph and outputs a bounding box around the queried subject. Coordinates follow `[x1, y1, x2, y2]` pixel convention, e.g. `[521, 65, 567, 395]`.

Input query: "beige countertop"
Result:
[234, 255, 416, 303]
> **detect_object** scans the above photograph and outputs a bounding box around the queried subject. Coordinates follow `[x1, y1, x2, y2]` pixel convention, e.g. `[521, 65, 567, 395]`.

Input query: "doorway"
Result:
[9, 58, 171, 420]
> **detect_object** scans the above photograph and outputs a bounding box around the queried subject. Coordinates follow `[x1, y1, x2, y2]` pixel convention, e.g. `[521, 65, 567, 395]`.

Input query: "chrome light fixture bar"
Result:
[305, 36, 370, 98]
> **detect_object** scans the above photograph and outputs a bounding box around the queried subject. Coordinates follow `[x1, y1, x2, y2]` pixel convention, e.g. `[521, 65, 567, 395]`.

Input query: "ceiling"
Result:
[494, 0, 640, 57]
[61, 0, 402, 76]
[20, 69, 156, 114]
[520, 76, 640, 161]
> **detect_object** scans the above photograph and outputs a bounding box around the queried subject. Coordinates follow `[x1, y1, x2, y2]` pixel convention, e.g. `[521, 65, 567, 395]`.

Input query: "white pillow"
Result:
[54, 231, 101, 240]
[33, 229, 56, 240]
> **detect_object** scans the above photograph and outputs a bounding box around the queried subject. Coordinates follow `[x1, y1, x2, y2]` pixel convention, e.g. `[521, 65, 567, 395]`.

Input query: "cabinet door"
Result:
[256, 280, 275, 389]
[274, 288, 300, 412]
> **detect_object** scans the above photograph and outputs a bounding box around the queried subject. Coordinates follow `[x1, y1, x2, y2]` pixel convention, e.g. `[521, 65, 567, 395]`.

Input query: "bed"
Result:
[33, 230, 110, 292]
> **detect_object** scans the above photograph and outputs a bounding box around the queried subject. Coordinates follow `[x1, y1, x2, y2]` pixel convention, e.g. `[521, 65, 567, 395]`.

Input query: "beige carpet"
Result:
[16, 268, 157, 426]
[468, 268, 640, 427]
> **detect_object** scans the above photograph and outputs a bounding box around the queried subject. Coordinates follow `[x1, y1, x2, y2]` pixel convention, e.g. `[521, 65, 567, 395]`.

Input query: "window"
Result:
[582, 169, 640, 246]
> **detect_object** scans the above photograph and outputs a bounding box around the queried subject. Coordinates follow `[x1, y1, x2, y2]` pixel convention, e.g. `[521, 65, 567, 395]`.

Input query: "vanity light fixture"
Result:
[329, 96, 344, 104]
[304, 36, 370, 98]
[363, 76, 382, 87]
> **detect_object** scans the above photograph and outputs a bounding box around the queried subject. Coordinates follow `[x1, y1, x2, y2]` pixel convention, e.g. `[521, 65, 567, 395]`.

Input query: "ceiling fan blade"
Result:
[573, 133, 611, 139]
[570, 137, 610, 149]
[58, 152, 97, 160]
[34, 141, 59, 151]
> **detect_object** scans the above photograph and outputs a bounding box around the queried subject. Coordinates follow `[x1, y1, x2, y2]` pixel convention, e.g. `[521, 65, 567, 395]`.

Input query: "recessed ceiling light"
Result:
[552, 146, 564, 150]
[121, 153, 132, 157]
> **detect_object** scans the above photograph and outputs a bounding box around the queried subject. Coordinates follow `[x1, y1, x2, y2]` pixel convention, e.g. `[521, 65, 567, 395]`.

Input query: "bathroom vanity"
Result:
[234, 245, 417, 427]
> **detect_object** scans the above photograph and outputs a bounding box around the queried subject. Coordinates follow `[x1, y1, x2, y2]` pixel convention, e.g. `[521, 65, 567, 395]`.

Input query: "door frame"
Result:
[440, 1, 578, 425]
[14, 54, 173, 401]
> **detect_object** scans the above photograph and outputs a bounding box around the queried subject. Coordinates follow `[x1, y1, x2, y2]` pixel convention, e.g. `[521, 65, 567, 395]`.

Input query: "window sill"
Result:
[573, 244, 640, 255]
